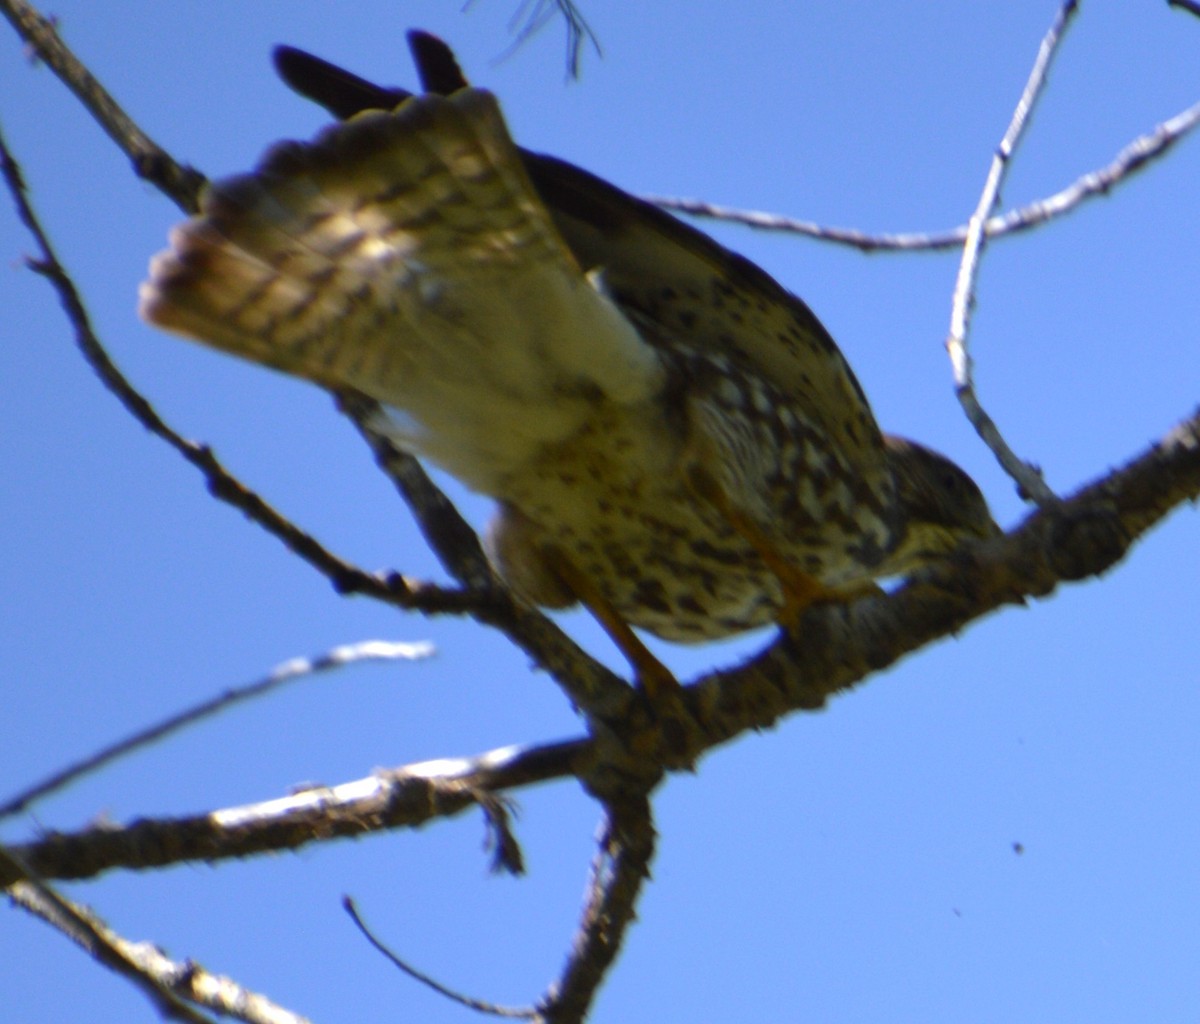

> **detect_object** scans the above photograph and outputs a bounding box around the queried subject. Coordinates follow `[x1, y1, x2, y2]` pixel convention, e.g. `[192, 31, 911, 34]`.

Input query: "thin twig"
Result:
[0, 640, 434, 820]
[497, 0, 601, 78]
[646, 91, 1200, 251]
[478, 791, 527, 875]
[946, 0, 1078, 507]
[345, 897, 541, 1019]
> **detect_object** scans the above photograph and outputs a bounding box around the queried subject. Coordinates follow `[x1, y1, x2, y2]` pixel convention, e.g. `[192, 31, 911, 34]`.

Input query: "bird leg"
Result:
[541, 545, 683, 706]
[686, 466, 882, 632]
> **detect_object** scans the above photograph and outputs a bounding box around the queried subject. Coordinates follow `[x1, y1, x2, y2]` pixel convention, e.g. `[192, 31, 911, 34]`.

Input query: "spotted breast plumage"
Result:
[141, 32, 997, 694]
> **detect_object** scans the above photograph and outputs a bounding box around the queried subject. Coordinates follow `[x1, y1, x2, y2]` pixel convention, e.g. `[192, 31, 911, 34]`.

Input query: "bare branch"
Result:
[2, 846, 220, 1024]
[946, 0, 1078, 507]
[646, 88, 1200, 252]
[0, 0, 203, 209]
[8, 859, 309, 1024]
[0, 640, 434, 820]
[3, 739, 588, 886]
[981, 97, 1200, 239]
[0, 123, 464, 608]
[538, 798, 655, 1024]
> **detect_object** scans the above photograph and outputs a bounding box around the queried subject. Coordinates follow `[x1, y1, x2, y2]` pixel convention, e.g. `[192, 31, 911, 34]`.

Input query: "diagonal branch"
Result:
[2, 845, 220, 1024]
[0, 122, 480, 616]
[0, 640, 434, 820]
[338, 391, 497, 590]
[684, 405, 1200, 753]
[538, 798, 656, 1024]
[8, 854, 309, 1023]
[0, 0, 203, 209]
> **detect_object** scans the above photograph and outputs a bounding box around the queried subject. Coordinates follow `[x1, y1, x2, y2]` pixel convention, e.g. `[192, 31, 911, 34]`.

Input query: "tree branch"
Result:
[946, 0, 1077, 508]
[2, 846, 221, 1024]
[684, 405, 1200, 752]
[9, 403, 1197, 884]
[344, 896, 540, 1019]
[538, 798, 656, 1024]
[339, 392, 497, 590]
[645, 93, 1200, 254]
[2, 739, 589, 885]
[0, 640, 434, 820]
[0, 0, 204, 210]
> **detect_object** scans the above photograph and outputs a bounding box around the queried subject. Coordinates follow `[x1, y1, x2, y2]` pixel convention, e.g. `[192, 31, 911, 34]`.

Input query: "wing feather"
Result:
[142, 89, 665, 491]
[274, 39, 885, 474]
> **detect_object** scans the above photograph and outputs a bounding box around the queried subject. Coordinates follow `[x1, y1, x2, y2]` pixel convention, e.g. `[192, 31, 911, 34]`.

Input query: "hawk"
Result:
[141, 33, 997, 699]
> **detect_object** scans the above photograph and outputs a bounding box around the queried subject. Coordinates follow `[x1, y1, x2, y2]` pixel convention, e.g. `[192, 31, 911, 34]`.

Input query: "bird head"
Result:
[879, 436, 1000, 576]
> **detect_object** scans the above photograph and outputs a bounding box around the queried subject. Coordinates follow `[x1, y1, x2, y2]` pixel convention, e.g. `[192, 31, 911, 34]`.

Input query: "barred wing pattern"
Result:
[142, 89, 665, 493]
[275, 43, 891, 502]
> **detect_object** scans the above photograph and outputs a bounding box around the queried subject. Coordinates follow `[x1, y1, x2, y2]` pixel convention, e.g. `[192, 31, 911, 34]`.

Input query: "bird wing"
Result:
[276, 34, 887, 472]
[141, 87, 664, 493]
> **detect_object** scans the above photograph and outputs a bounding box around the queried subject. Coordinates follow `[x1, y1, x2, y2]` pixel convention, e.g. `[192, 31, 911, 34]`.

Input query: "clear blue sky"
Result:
[3, 3, 1198, 1022]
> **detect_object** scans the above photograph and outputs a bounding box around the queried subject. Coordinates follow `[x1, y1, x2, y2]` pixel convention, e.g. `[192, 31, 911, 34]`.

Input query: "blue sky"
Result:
[2, 2, 1198, 1021]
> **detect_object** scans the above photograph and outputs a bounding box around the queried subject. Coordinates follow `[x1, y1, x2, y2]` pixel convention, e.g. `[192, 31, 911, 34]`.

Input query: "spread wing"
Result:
[276, 34, 886, 471]
[141, 87, 664, 493]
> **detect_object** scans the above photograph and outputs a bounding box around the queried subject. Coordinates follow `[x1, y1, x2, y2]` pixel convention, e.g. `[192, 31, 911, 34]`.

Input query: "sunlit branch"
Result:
[2, 846, 220, 1024]
[946, 0, 1078, 507]
[2, 739, 588, 885]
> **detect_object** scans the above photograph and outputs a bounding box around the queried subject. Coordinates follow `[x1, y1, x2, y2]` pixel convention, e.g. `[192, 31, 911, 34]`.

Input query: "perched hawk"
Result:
[141, 33, 996, 697]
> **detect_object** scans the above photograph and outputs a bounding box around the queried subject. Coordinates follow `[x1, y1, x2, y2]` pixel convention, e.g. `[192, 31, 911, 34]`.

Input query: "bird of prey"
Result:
[141, 32, 997, 700]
